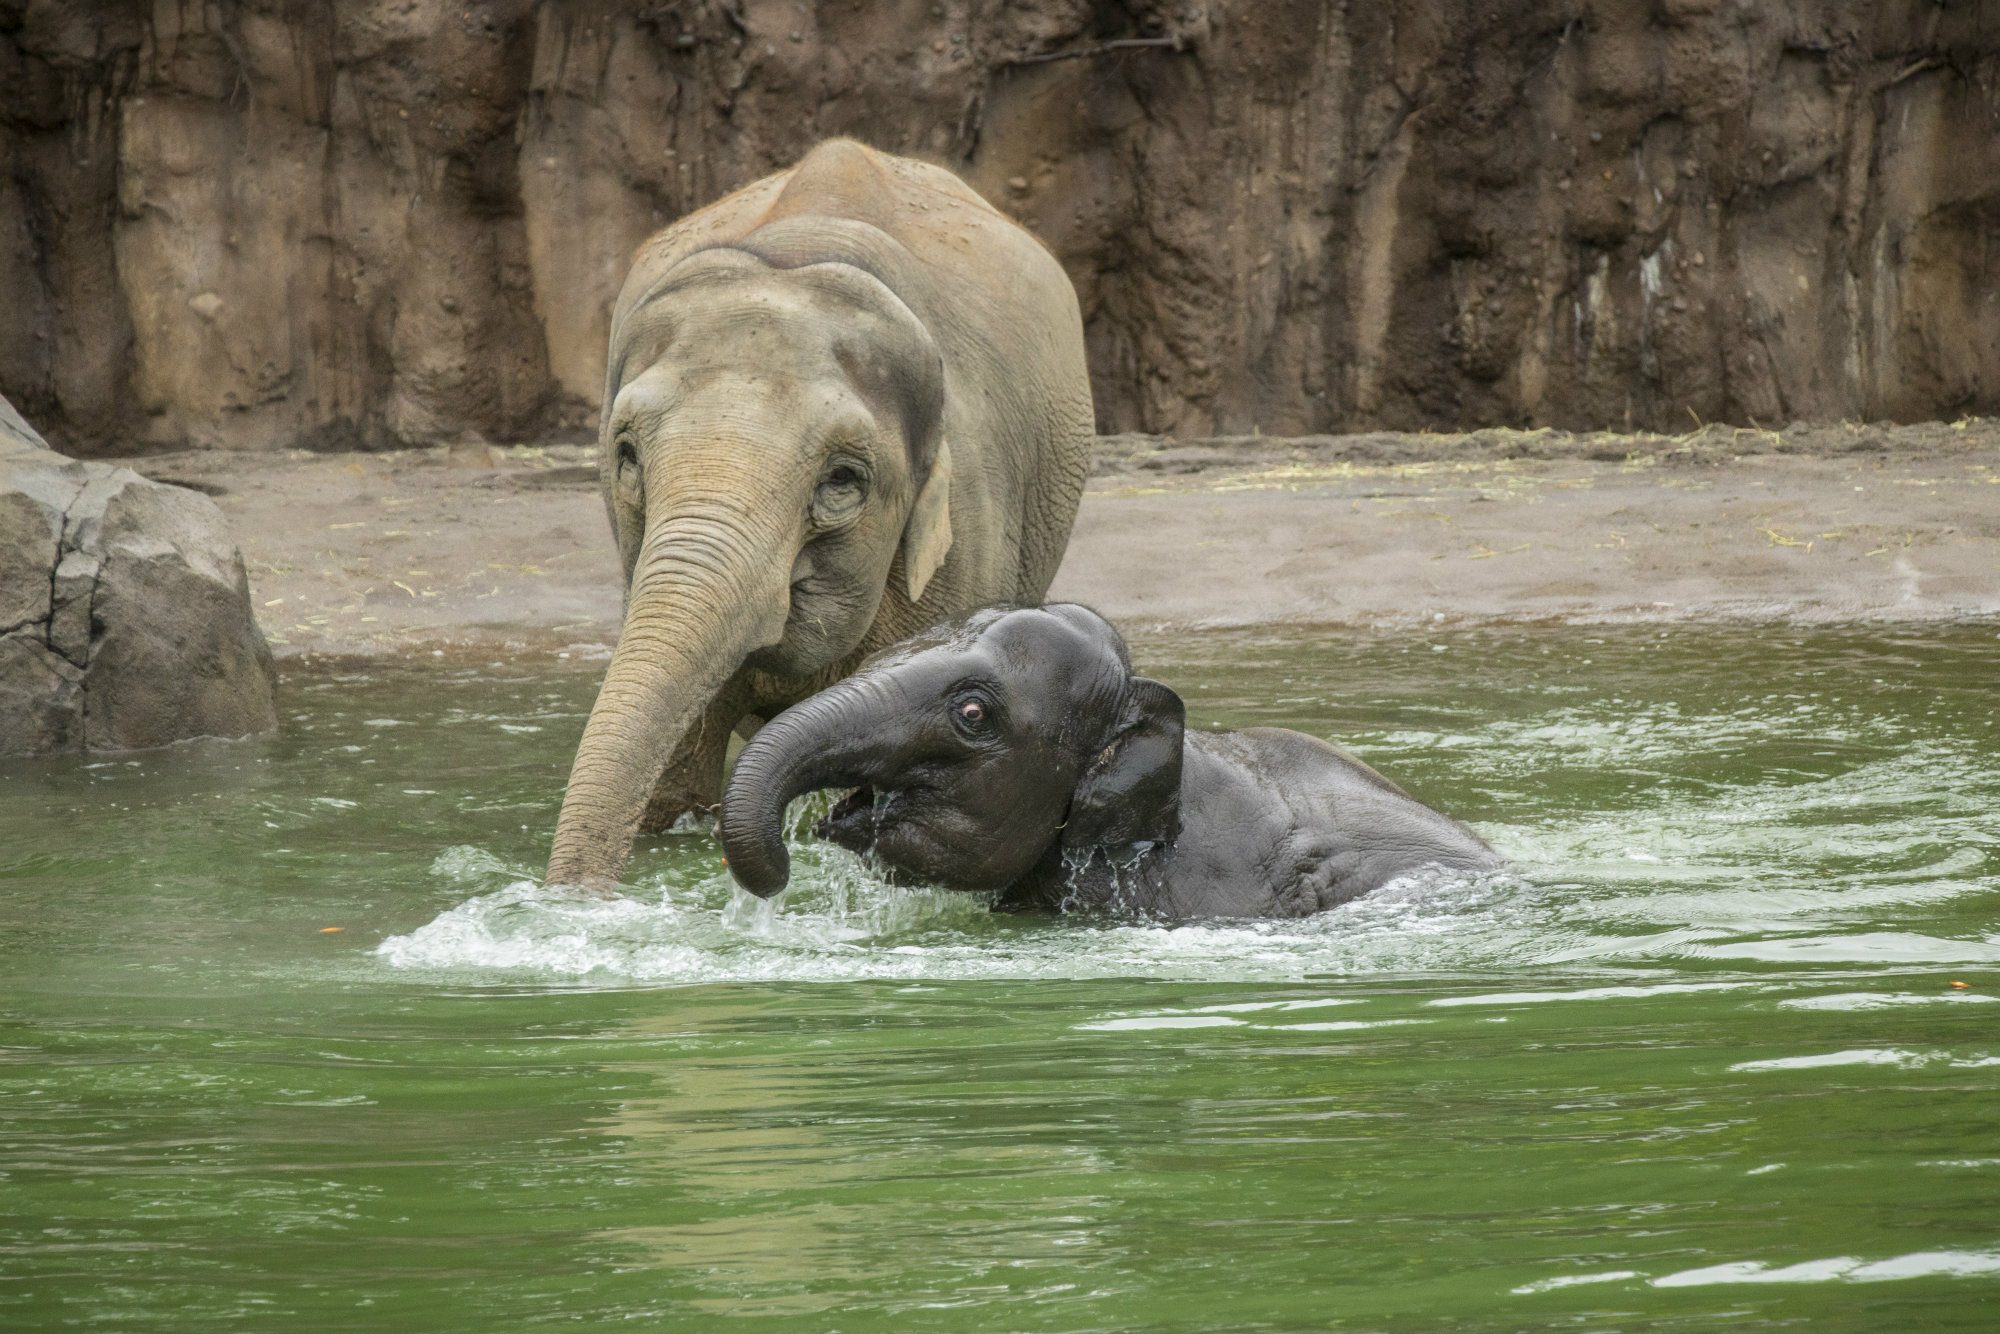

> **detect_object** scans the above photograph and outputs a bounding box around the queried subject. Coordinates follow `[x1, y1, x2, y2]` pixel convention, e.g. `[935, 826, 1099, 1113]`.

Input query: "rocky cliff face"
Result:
[3, 1, 1995, 454]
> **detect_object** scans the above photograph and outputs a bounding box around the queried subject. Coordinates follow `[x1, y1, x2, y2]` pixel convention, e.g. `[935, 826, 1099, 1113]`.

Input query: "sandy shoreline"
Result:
[126, 421, 2000, 659]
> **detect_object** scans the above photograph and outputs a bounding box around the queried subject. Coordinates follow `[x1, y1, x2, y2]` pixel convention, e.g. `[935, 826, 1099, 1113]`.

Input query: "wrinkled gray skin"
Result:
[720, 605, 1500, 920]
[546, 141, 1093, 892]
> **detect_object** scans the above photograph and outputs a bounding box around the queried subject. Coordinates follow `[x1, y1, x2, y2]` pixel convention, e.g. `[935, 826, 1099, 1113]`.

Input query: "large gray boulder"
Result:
[1, 397, 276, 755]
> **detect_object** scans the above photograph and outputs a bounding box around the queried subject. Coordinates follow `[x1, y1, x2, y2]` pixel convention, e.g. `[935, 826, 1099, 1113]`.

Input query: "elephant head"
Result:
[718, 604, 1186, 897]
[545, 242, 956, 890]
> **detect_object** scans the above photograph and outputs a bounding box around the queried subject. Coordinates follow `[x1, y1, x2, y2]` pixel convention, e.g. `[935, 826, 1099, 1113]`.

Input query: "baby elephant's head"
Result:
[719, 604, 1185, 897]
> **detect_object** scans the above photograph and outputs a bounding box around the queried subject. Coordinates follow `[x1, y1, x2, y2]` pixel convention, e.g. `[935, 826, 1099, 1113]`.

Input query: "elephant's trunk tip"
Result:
[720, 683, 884, 900]
[718, 798, 793, 898]
[719, 720, 828, 900]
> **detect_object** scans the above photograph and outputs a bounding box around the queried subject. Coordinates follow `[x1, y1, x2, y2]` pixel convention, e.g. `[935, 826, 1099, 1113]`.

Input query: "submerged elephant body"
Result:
[1012, 726, 1499, 918]
[720, 606, 1500, 920]
[547, 141, 1093, 891]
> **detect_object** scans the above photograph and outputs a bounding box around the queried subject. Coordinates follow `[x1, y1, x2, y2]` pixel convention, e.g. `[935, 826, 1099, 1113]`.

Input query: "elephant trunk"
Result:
[719, 675, 902, 897]
[546, 500, 792, 892]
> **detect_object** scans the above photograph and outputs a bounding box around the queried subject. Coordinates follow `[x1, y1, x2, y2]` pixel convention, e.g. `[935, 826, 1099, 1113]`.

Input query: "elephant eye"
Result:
[614, 438, 641, 493]
[953, 698, 989, 732]
[811, 461, 868, 529]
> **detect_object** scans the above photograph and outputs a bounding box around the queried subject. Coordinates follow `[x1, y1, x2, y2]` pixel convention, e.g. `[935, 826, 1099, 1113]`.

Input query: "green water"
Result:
[3, 625, 1998, 1331]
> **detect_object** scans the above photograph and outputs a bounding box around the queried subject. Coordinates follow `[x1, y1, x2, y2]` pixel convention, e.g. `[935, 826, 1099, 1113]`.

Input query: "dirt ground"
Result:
[127, 420, 2000, 659]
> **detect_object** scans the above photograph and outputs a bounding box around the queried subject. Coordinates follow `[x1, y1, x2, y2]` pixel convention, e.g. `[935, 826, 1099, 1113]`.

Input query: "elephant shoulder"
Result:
[1202, 727, 1497, 905]
[1231, 726, 1420, 802]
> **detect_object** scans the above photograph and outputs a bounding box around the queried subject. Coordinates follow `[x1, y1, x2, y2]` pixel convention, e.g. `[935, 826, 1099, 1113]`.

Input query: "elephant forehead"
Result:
[874, 606, 1120, 683]
[659, 293, 848, 371]
[983, 606, 1107, 659]
[617, 298, 934, 435]
[982, 610, 1128, 701]
[862, 607, 1123, 697]
[606, 366, 851, 437]
[637, 258, 922, 350]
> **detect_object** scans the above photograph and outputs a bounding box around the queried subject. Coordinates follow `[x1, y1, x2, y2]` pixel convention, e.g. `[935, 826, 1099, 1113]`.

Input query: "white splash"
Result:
[375, 854, 1522, 985]
[1651, 1249, 2000, 1287]
[1779, 991, 1996, 1011]
[1511, 1270, 1641, 1295]
[1729, 1048, 2000, 1073]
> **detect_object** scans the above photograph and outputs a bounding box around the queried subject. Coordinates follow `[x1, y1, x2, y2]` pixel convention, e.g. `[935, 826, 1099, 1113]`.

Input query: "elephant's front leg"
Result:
[638, 690, 745, 834]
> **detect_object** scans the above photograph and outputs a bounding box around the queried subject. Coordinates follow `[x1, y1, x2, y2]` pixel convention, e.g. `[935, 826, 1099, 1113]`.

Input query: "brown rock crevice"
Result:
[41, 473, 89, 669]
[2, 0, 1996, 455]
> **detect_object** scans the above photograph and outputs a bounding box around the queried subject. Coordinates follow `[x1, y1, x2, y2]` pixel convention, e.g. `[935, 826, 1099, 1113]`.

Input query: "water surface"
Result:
[3, 625, 1997, 1330]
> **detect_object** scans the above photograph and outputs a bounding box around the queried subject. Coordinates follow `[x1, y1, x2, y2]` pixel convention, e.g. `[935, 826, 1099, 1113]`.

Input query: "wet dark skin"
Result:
[720, 605, 1499, 920]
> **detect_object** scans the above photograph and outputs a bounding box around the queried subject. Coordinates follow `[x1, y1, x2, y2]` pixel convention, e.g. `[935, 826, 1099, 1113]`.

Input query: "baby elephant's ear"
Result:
[1063, 677, 1185, 853]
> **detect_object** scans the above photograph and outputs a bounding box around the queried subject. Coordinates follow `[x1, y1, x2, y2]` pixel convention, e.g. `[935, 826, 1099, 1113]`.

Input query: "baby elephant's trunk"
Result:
[719, 680, 886, 897]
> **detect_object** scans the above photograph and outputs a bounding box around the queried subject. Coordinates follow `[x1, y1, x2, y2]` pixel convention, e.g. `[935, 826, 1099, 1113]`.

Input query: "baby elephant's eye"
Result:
[956, 700, 986, 727]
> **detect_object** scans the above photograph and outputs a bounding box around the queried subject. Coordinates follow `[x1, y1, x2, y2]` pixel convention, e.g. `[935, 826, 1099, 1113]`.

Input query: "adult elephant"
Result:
[545, 140, 1094, 892]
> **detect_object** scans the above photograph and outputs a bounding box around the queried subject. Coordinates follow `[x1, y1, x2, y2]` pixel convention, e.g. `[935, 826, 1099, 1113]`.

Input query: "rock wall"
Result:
[3, 0, 1996, 454]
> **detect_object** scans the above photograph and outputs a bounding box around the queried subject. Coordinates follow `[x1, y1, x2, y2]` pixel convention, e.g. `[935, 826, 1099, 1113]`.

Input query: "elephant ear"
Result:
[902, 437, 953, 603]
[1062, 677, 1185, 853]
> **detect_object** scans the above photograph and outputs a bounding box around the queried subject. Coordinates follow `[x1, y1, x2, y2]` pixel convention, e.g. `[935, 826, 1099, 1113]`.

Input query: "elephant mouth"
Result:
[815, 785, 890, 852]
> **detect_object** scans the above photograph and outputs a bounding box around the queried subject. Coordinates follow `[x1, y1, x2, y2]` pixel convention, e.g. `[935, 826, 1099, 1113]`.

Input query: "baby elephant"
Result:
[719, 605, 1498, 919]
